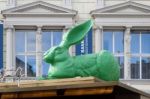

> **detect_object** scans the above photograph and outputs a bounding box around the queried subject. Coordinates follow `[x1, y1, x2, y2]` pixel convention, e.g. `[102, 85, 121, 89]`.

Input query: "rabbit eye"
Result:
[55, 49, 61, 54]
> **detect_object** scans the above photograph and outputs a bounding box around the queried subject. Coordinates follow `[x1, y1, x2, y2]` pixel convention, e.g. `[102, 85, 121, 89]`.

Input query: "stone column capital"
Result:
[93, 25, 103, 30]
[37, 25, 42, 34]
[37, 25, 43, 28]
[125, 25, 132, 29]
[98, 26, 103, 29]
[64, 25, 72, 30]
[4, 25, 14, 29]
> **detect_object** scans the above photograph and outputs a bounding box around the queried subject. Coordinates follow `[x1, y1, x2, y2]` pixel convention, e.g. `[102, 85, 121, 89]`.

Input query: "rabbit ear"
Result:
[60, 19, 93, 48]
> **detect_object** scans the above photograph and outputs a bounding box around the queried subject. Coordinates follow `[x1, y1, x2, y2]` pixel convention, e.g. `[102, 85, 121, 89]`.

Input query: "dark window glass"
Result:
[27, 56, 36, 77]
[131, 57, 140, 79]
[16, 55, 25, 76]
[116, 57, 124, 78]
[142, 57, 150, 79]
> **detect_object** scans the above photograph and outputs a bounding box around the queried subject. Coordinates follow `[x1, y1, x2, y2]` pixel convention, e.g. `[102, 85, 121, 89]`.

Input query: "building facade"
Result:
[0, 0, 150, 94]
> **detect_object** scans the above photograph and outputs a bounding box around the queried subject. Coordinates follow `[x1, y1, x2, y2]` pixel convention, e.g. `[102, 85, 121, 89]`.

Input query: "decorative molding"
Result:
[2, 13, 77, 17]
[91, 1, 150, 15]
[4, 25, 14, 29]
[91, 13, 150, 18]
[92, 1, 150, 27]
[2, 1, 77, 27]
[2, 0, 77, 17]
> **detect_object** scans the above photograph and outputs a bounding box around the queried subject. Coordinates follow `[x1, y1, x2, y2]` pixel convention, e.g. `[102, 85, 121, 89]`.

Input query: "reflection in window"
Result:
[131, 57, 140, 79]
[27, 56, 36, 77]
[131, 31, 150, 79]
[15, 31, 36, 77]
[15, 32, 25, 52]
[27, 32, 36, 51]
[16, 55, 25, 76]
[131, 32, 140, 53]
[103, 30, 124, 79]
[15, 30, 63, 77]
[42, 61, 50, 77]
[103, 31, 113, 53]
[115, 57, 124, 79]
[142, 32, 150, 53]
[42, 30, 62, 76]
[53, 31, 62, 46]
[142, 57, 150, 79]
[114, 32, 124, 53]
[103, 31, 124, 54]
[42, 32, 51, 52]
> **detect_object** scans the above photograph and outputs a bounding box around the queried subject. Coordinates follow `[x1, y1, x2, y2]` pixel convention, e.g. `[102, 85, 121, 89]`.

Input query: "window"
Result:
[15, 30, 62, 77]
[15, 31, 36, 77]
[0, 23, 3, 69]
[42, 30, 62, 77]
[97, 0, 104, 8]
[103, 30, 124, 79]
[7, 0, 16, 7]
[64, 0, 71, 6]
[131, 31, 150, 79]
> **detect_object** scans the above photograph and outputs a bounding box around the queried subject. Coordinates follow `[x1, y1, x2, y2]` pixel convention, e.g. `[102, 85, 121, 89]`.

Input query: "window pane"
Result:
[53, 31, 62, 46]
[131, 57, 140, 79]
[103, 31, 113, 53]
[16, 55, 25, 76]
[115, 57, 124, 79]
[27, 32, 36, 51]
[131, 32, 140, 53]
[42, 31, 51, 51]
[15, 31, 25, 52]
[141, 32, 150, 53]
[42, 61, 50, 77]
[27, 56, 36, 77]
[114, 31, 124, 53]
[42, 31, 62, 77]
[142, 57, 150, 79]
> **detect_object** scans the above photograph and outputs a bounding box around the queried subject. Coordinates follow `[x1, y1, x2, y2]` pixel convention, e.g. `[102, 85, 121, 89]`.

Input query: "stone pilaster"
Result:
[5, 25, 14, 76]
[124, 26, 131, 79]
[36, 26, 42, 77]
[95, 26, 103, 53]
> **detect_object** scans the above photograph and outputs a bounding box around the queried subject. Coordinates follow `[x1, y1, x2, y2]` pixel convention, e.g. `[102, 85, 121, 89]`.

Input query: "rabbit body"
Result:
[45, 47, 119, 81]
[43, 20, 120, 81]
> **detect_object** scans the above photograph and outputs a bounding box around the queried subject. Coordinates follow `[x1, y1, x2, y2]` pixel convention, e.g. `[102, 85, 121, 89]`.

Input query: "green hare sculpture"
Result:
[43, 20, 120, 81]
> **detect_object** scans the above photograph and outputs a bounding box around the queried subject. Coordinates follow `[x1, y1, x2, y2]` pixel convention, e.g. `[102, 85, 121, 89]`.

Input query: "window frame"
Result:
[41, 29, 63, 76]
[102, 29, 125, 79]
[131, 31, 150, 79]
[15, 30, 36, 77]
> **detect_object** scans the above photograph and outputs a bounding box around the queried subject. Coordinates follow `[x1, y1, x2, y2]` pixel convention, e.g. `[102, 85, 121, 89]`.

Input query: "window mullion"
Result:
[139, 32, 142, 79]
[140, 56, 142, 79]
[113, 31, 115, 54]
[25, 32, 27, 77]
[51, 31, 54, 46]
[140, 32, 142, 55]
